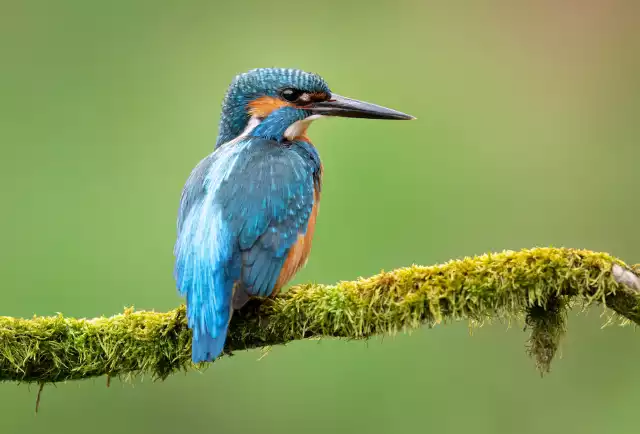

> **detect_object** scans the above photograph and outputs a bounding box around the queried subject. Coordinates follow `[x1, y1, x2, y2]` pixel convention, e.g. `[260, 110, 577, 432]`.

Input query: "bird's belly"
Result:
[273, 192, 320, 295]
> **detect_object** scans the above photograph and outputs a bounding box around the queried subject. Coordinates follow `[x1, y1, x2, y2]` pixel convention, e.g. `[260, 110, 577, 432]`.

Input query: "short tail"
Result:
[176, 254, 237, 363]
[183, 272, 235, 363]
[191, 322, 230, 363]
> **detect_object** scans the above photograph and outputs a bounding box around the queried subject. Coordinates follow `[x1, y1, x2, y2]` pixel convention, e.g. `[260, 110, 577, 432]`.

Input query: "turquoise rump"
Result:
[173, 68, 415, 363]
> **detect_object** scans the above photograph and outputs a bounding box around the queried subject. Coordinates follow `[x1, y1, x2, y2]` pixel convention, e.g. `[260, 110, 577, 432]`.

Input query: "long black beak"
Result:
[307, 94, 415, 120]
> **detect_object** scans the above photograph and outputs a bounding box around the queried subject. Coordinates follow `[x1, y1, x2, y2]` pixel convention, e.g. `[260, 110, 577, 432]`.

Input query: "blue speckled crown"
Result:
[215, 68, 331, 147]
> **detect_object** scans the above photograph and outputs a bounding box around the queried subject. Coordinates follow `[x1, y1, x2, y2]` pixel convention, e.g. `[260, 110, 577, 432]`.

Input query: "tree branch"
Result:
[1, 247, 639, 384]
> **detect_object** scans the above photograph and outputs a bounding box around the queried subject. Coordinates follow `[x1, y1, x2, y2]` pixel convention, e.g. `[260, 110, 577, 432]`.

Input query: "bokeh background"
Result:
[1, 1, 639, 433]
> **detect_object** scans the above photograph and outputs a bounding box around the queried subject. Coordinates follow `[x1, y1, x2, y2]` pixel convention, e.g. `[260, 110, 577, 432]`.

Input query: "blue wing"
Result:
[174, 137, 319, 362]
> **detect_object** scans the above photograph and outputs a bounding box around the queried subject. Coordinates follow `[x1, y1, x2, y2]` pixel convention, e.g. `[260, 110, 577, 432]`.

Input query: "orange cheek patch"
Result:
[247, 96, 292, 118]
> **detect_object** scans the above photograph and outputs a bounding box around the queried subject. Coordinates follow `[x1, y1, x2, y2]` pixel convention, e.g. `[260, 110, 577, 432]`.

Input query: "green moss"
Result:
[1, 247, 638, 384]
[525, 296, 568, 374]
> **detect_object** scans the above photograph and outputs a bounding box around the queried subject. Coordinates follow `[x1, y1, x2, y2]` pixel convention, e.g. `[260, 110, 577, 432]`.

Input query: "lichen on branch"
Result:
[1, 247, 639, 385]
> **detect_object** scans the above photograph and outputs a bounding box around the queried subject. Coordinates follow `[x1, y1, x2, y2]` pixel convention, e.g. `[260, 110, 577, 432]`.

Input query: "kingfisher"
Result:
[174, 68, 414, 363]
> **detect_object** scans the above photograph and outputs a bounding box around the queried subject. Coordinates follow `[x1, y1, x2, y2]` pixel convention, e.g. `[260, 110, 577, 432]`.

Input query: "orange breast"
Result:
[273, 187, 321, 295]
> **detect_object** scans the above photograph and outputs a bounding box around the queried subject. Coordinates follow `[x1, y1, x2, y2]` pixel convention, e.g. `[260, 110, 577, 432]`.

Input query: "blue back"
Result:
[175, 107, 322, 362]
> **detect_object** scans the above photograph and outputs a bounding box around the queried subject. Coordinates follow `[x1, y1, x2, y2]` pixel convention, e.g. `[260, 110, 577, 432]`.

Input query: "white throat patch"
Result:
[284, 115, 324, 141]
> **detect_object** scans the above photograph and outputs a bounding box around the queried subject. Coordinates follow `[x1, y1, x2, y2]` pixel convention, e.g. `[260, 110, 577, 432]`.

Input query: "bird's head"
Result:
[215, 68, 414, 146]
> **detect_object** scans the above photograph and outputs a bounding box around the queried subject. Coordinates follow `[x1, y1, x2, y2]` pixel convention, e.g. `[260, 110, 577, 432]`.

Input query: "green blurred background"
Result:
[1, 1, 639, 433]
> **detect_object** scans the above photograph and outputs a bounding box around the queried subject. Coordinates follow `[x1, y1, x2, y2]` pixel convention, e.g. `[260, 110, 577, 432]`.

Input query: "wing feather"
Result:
[173, 137, 319, 361]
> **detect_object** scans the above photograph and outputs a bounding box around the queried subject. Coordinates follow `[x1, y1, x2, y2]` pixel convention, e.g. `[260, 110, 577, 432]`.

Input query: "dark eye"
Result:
[280, 88, 303, 102]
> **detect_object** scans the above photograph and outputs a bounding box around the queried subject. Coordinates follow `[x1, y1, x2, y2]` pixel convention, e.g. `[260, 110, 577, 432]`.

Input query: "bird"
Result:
[173, 68, 414, 363]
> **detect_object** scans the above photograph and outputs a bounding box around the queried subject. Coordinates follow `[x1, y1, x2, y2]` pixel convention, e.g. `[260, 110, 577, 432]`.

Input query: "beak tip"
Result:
[384, 109, 415, 121]
[396, 113, 416, 121]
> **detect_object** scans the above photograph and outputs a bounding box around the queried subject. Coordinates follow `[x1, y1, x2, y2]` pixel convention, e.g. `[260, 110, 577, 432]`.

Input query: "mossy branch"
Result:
[1, 247, 639, 385]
